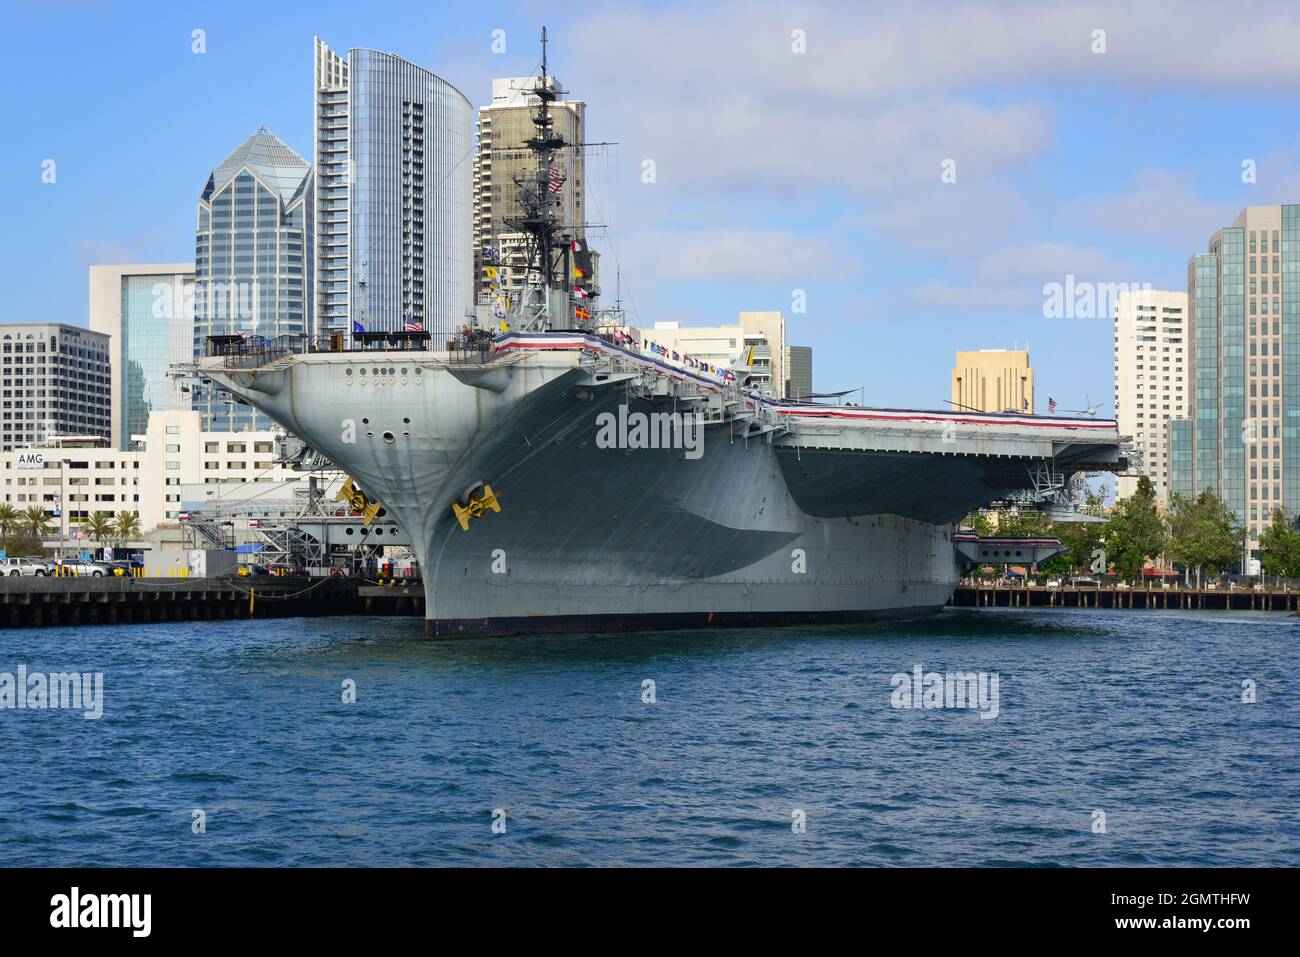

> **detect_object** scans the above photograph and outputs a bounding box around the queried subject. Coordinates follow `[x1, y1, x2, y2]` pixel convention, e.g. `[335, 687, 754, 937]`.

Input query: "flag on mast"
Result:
[571, 238, 593, 279]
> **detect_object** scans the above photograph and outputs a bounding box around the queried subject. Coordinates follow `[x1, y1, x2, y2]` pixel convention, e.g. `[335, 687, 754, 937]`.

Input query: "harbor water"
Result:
[1, 608, 1296, 866]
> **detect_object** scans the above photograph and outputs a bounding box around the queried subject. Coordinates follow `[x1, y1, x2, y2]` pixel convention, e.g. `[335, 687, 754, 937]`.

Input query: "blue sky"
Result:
[6, 0, 1300, 413]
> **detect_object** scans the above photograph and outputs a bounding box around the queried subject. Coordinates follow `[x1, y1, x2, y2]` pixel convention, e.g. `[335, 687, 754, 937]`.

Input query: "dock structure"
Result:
[950, 584, 1300, 613]
[0, 577, 424, 629]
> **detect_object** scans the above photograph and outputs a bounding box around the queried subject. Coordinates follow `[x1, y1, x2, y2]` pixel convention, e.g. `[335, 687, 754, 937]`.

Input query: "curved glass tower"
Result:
[314, 40, 473, 340]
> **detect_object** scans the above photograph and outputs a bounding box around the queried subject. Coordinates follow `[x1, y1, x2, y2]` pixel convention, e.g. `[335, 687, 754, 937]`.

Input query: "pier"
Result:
[950, 583, 1300, 612]
[0, 577, 424, 629]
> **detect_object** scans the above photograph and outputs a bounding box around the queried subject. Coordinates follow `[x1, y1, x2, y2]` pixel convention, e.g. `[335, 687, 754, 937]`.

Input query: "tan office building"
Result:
[951, 350, 1034, 414]
[473, 77, 587, 300]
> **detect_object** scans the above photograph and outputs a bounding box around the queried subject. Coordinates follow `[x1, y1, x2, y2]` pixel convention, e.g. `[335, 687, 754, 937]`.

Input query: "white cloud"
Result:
[867, 182, 1033, 254]
[1070, 169, 1240, 244]
[974, 242, 1132, 283]
[571, 1, 1300, 105]
[902, 241, 1137, 315]
[622, 227, 850, 282]
[909, 280, 1033, 314]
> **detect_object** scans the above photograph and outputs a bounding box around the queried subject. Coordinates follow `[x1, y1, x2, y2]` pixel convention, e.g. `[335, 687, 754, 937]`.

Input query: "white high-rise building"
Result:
[0, 323, 111, 453]
[312, 38, 474, 339]
[1113, 289, 1188, 503]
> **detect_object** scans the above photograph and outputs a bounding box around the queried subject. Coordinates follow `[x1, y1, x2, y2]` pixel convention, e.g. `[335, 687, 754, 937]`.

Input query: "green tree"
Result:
[1046, 487, 1110, 575]
[1167, 489, 1243, 579]
[960, 510, 995, 536]
[84, 511, 115, 542]
[20, 505, 52, 540]
[1104, 477, 1167, 580]
[1258, 508, 1300, 579]
[991, 508, 1054, 538]
[112, 511, 141, 541]
[0, 503, 17, 551]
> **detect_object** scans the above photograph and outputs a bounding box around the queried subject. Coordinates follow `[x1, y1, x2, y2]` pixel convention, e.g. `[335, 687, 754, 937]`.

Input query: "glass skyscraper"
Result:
[192, 128, 312, 431]
[314, 39, 473, 340]
[1168, 204, 1300, 571]
[89, 264, 195, 449]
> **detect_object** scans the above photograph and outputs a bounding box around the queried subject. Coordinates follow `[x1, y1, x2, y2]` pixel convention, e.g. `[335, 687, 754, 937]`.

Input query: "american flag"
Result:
[404, 316, 423, 332]
[1048, 395, 1057, 413]
[547, 166, 564, 194]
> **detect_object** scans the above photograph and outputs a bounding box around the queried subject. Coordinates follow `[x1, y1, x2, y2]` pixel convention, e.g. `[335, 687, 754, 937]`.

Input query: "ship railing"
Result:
[204, 334, 306, 368]
[305, 331, 438, 354]
[446, 332, 497, 364]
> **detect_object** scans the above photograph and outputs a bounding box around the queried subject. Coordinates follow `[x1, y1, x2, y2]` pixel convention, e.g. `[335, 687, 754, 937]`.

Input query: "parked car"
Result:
[2, 556, 54, 577]
[55, 558, 113, 577]
[1068, 576, 1101, 587]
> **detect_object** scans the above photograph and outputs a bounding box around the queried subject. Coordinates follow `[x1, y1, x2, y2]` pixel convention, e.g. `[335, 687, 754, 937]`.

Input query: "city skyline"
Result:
[8, 1, 1300, 412]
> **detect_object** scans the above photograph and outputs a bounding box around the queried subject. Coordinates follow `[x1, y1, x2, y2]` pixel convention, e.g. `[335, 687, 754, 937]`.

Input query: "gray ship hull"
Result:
[197, 342, 1122, 638]
[419, 369, 956, 635]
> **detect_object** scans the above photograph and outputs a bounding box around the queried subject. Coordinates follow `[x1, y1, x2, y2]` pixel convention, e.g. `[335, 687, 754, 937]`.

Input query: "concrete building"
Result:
[0, 410, 298, 533]
[313, 38, 473, 339]
[193, 128, 312, 432]
[88, 263, 195, 450]
[951, 349, 1034, 414]
[642, 311, 794, 397]
[1170, 205, 1300, 568]
[1113, 290, 1188, 504]
[785, 345, 813, 399]
[0, 323, 111, 453]
[473, 76, 588, 302]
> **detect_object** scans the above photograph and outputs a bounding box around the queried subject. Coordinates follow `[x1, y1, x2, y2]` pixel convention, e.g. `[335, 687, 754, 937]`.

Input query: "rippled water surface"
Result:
[1, 608, 1296, 866]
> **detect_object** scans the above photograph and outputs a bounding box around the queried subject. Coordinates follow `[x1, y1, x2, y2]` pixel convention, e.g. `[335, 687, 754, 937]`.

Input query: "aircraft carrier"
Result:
[195, 32, 1127, 638]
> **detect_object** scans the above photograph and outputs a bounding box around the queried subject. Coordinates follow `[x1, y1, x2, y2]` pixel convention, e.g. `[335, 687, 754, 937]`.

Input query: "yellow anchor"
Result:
[452, 484, 501, 532]
[336, 477, 383, 527]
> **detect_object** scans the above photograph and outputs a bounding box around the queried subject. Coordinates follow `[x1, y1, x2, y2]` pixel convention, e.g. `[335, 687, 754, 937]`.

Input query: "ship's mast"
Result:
[506, 26, 570, 330]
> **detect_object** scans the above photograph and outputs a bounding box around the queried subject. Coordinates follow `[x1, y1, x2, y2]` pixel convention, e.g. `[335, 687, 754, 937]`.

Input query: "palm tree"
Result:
[21, 505, 52, 540]
[85, 511, 115, 543]
[0, 504, 17, 550]
[113, 511, 141, 541]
